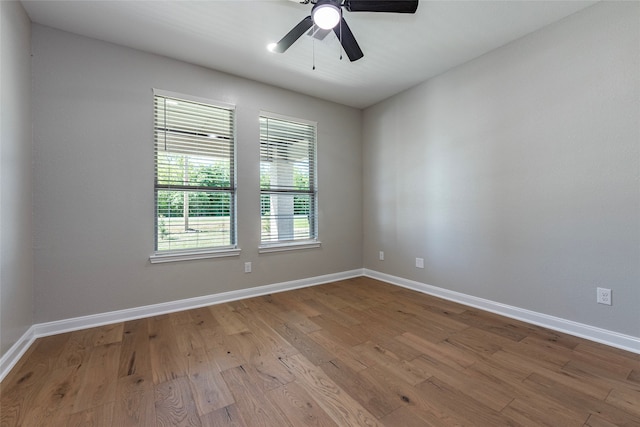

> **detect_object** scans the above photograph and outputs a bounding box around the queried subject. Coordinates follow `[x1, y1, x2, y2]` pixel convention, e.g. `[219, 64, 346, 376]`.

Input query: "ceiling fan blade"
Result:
[333, 17, 364, 62]
[273, 16, 313, 53]
[344, 0, 418, 13]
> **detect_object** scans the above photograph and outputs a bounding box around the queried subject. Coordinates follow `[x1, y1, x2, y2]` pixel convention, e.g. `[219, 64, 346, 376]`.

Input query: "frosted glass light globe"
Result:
[312, 4, 340, 30]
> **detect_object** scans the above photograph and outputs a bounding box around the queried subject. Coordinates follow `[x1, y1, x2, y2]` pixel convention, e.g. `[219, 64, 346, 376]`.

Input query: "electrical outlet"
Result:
[415, 257, 424, 269]
[244, 262, 252, 273]
[379, 251, 384, 261]
[596, 287, 611, 305]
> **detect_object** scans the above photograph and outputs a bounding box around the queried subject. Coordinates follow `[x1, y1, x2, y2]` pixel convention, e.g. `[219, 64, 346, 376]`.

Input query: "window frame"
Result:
[150, 89, 240, 264]
[258, 111, 320, 253]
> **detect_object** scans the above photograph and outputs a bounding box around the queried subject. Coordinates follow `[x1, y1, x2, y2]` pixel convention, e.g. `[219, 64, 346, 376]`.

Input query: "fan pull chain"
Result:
[312, 24, 316, 70]
[339, 11, 343, 60]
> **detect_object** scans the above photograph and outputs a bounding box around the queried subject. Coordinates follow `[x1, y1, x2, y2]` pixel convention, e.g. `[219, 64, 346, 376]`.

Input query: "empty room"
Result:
[1, 0, 638, 425]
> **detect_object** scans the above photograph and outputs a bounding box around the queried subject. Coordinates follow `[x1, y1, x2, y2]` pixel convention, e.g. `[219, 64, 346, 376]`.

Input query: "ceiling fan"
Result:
[272, 0, 419, 62]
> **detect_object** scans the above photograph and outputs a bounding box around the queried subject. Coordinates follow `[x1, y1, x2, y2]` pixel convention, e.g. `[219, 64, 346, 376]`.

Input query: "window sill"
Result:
[258, 240, 321, 254]
[149, 247, 241, 264]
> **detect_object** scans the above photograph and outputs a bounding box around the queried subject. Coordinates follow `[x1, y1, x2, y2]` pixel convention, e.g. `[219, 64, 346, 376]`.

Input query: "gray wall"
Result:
[0, 1, 34, 354]
[32, 25, 362, 323]
[363, 1, 640, 337]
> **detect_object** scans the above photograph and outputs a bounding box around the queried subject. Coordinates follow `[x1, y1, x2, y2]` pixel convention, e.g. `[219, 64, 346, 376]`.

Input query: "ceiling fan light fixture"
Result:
[274, 0, 417, 62]
[312, 3, 341, 30]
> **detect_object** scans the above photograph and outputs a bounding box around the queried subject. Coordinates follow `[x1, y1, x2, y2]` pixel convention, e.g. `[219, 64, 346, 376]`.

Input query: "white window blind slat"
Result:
[154, 94, 236, 252]
[260, 114, 317, 244]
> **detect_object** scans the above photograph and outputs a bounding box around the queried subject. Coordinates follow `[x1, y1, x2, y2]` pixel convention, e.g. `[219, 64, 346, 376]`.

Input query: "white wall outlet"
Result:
[379, 251, 384, 261]
[244, 262, 252, 273]
[596, 287, 611, 305]
[415, 257, 424, 269]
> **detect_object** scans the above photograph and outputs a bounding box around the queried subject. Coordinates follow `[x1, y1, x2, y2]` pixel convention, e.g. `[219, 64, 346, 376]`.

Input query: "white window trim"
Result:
[153, 88, 235, 110]
[260, 110, 318, 126]
[150, 247, 241, 264]
[258, 240, 321, 254]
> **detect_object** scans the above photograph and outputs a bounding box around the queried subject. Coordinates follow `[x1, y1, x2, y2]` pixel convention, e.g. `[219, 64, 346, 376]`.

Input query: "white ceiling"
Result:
[21, 0, 597, 109]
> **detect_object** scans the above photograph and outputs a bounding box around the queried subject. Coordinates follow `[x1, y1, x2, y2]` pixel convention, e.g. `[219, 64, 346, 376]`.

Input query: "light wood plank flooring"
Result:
[1, 277, 639, 426]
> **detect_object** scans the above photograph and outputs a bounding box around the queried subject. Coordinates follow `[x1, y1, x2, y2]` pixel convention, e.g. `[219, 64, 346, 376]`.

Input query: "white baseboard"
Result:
[0, 326, 36, 384]
[364, 269, 640, 354]
[0, 269, 363, 381]
[3, 268, 638, 382]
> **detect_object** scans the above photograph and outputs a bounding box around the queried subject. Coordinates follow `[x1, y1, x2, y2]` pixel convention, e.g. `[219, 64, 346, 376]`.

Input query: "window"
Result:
[260, 113, 318, 250]
[152, 90, 237, 261]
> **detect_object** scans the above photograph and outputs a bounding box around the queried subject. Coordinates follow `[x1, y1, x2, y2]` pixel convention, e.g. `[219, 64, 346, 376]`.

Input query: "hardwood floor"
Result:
[1, 277, 639, 426]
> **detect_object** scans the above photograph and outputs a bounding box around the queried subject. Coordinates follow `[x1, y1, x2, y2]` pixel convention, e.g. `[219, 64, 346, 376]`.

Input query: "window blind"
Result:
[260, 114, 317, 244]
[154, 94, 236, 252]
